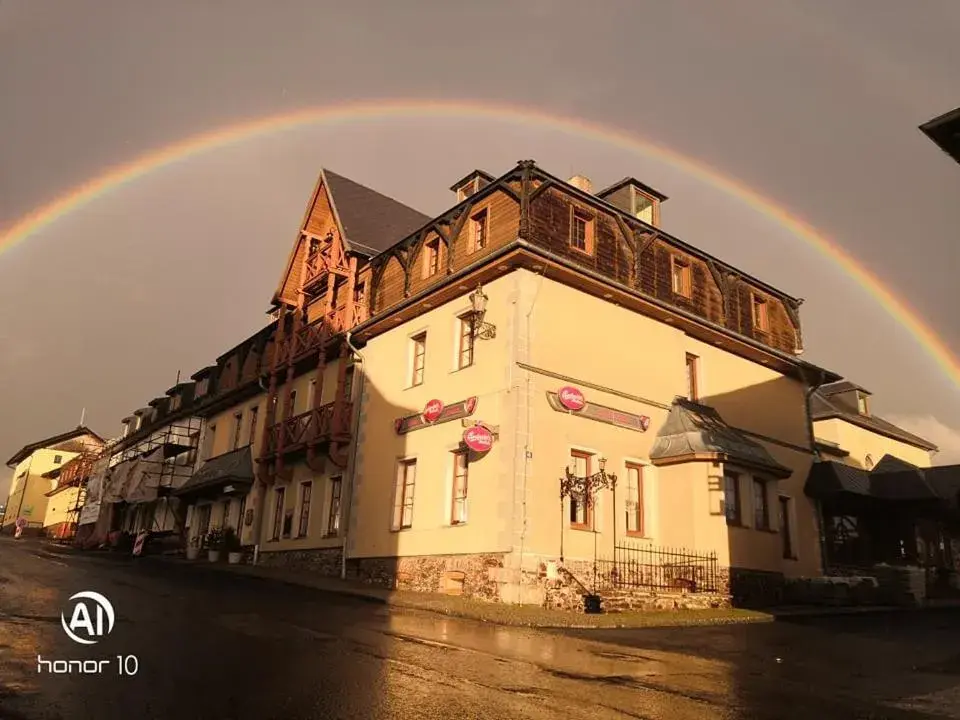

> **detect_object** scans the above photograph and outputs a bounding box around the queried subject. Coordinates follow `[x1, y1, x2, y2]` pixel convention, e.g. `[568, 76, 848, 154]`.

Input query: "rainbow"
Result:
[1, 98, 958, 391]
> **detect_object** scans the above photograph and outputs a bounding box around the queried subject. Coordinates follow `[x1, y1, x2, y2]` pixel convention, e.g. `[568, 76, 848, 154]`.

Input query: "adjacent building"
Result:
[2, 427, 104, 535]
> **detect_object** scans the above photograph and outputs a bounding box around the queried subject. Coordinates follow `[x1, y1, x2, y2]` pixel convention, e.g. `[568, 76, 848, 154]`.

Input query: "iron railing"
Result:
[597, 541, 721, 593]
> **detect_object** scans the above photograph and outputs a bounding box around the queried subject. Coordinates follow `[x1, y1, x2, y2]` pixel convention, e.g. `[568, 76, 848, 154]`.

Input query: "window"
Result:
[204, 425, 217, 459]
[410, 333, 427, 387]
[271, 487, 285, 540]
[471, 209, 488, 251]
[222, 500, 232, 528]
[393, 459, 416, 529]
[857, 393, 870, 416]
[288, 389, 297, 415]
[457, 315, 475, 370]
[671, 256, 691, 297]
[685, 353, 699, 402]
[354, 282, 366, 307]
[53, 455, 62, 465]
[326, 477, 342, 536]
[752, 294, 768, 333]
[297, 482, 312, 537]
[779, 496, 795, 559]
[570, 210, 593, 253]
[634, 192, 654, 224]
[569, 451, 593, 529]
[451, 451, 469, 525]
[625, 463, 644, 536]
[169, 395, 181, 411]
[343, 366, 355, 401]
[306, 379, 317, 410]
[195, 378, 209, 397]
[753, 479, 769, 529]
[723, 471, 741, 525]
[423, 238, 441, 278]
[248, 406, 259, 447]
[232, 412, 243, 450]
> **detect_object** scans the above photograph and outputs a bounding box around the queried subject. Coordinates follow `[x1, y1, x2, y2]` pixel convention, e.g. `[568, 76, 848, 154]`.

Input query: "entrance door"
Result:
[779, 497, 794, 559]
[195, 504, 212, 547]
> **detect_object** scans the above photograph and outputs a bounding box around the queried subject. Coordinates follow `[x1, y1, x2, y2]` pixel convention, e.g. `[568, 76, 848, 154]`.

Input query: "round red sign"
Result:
[463, 425, 494, 453]
[423, 399, 444, 423]
[557, 386, 586, 412]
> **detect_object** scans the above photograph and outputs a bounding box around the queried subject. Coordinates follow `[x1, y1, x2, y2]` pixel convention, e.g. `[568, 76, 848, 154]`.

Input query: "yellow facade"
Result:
[3, 449, 80, 529]
[814, 417, 934, 469]
[43, 486, 84, 530]
[350, 269, 821, 587]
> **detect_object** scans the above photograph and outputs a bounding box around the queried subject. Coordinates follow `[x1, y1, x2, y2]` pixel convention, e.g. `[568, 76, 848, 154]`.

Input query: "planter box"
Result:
[186, 546, 200, 561]
[227, 552, 243, 565]
[207, 550, 221, 563]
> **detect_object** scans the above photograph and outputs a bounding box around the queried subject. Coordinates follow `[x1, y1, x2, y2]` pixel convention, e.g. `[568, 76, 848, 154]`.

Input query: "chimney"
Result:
[567, 175, 593, 194]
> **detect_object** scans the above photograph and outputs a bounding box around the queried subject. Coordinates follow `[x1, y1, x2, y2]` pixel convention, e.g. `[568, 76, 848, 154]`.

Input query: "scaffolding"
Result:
[45, 450, 100, 543]
[109, 416, 202, 534]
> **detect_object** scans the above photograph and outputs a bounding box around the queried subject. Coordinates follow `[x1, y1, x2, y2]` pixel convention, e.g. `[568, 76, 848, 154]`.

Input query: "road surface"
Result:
[1, 537, 958, 719]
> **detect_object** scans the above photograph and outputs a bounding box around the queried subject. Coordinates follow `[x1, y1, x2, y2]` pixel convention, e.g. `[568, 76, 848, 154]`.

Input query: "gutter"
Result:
[340, 330, 366, 581]
[801, 367, 832, 575]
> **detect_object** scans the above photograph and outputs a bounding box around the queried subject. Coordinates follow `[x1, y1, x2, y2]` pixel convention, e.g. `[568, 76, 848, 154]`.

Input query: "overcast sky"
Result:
[1, 0, 958, 486]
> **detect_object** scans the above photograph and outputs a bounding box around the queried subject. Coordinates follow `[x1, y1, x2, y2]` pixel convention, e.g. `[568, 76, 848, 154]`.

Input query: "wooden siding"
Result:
[527, 186, 798, 354]
[372, 189, 519, 313]
[277, 183, 339, 306]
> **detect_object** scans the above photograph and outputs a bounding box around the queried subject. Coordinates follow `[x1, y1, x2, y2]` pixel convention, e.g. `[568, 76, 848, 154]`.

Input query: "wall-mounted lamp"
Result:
[466, 284, 497, 340]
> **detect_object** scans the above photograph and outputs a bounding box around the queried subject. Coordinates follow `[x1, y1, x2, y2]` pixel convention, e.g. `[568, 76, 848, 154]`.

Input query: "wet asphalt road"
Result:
[2, 538, 960, 720]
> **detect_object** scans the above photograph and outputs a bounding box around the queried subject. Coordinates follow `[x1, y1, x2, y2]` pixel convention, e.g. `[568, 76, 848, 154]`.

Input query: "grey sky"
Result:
[1, 0, 958, 485]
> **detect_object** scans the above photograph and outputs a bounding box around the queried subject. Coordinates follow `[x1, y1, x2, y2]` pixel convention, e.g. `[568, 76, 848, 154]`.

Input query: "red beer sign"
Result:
[422, 399, 444, 423]
[463, 425, 494, 453]
[557, 386, 585, 412]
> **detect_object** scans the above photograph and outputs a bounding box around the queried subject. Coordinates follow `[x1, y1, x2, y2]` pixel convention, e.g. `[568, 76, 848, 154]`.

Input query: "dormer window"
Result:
[633, 190, 655, 224]
[857, 392, 869, 415]
[470, 209, 488, 252]
[169, 395, 182, 411]
[457, 181, 478, 202]
[570, 209, 595, 254]
[752, 294, 769, 333]
[451, 170, 494, 202]
[422, 238, 441, 278]
[671, 256, 692, 297]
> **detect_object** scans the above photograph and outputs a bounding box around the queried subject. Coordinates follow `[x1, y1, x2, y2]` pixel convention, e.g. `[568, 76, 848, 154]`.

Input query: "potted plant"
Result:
[205, 526, 225, 562]
[223, 526, 243, 565]
[185, 534, 201, 561]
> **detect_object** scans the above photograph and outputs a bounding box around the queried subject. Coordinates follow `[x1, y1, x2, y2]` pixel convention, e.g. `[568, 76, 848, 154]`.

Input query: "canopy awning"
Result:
[174, 446, 254, 500]
[649, 398, 793, 479]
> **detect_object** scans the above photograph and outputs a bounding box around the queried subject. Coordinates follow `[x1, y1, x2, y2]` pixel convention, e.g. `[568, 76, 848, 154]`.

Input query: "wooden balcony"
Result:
[274, 304, 369, 366]
[262, 401, 352, 458]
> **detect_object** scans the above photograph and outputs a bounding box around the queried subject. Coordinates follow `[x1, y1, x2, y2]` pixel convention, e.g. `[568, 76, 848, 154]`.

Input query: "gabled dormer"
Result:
[191, 366, 216, 400]
[450, 170, 495, 202]
[596, 177, 668, 227]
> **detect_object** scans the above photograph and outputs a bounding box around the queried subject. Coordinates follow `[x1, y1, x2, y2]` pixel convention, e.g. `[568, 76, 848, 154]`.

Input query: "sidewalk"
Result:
[39, 543, 770, 629]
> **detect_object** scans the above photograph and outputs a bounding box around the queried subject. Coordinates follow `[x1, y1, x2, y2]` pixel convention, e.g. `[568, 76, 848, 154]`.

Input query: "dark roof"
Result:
[820, 380, 870, 396]
[173, 446, 255, 498]
[649, 398, 793, 478]
[448, 169, 496, 192]
[596, 176, 669, 202]
[214, 322, 275, 364]
[190, 366, 217, 381]
[810, 390, 938, 451]
[5, 426, 104, 467]
[806, 456, 960, 504]
[919, 107, 960, 165]
[165, 382, 194, 397]
[324, 169, 431, 256]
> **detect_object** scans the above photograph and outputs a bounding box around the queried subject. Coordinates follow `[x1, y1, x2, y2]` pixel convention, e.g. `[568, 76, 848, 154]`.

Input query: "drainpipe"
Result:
[340, 330, 366, 580]
[803, 366, 830, 574]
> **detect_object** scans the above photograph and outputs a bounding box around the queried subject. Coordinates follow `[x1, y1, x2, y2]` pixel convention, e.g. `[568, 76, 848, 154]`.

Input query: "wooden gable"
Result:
[271, 173, 348, 308]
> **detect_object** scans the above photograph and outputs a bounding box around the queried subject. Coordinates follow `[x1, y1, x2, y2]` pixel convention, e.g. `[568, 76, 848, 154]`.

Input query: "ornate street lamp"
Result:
[466, 284, 496, 340]
[559, 456, 618, 597]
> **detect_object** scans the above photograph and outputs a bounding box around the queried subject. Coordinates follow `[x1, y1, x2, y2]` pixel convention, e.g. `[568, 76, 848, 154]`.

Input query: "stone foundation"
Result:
[532, 558, 731, 614]
[346, 553, 507, 601]
[257, 547, 343, 577]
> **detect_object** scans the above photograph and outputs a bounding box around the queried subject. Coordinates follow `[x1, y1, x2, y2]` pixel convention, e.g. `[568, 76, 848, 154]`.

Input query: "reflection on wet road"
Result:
[1, 537, 957, 719]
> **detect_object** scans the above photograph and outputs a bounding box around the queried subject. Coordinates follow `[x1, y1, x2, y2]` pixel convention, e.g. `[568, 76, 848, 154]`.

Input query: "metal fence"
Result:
[597, 542, 721, 593]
